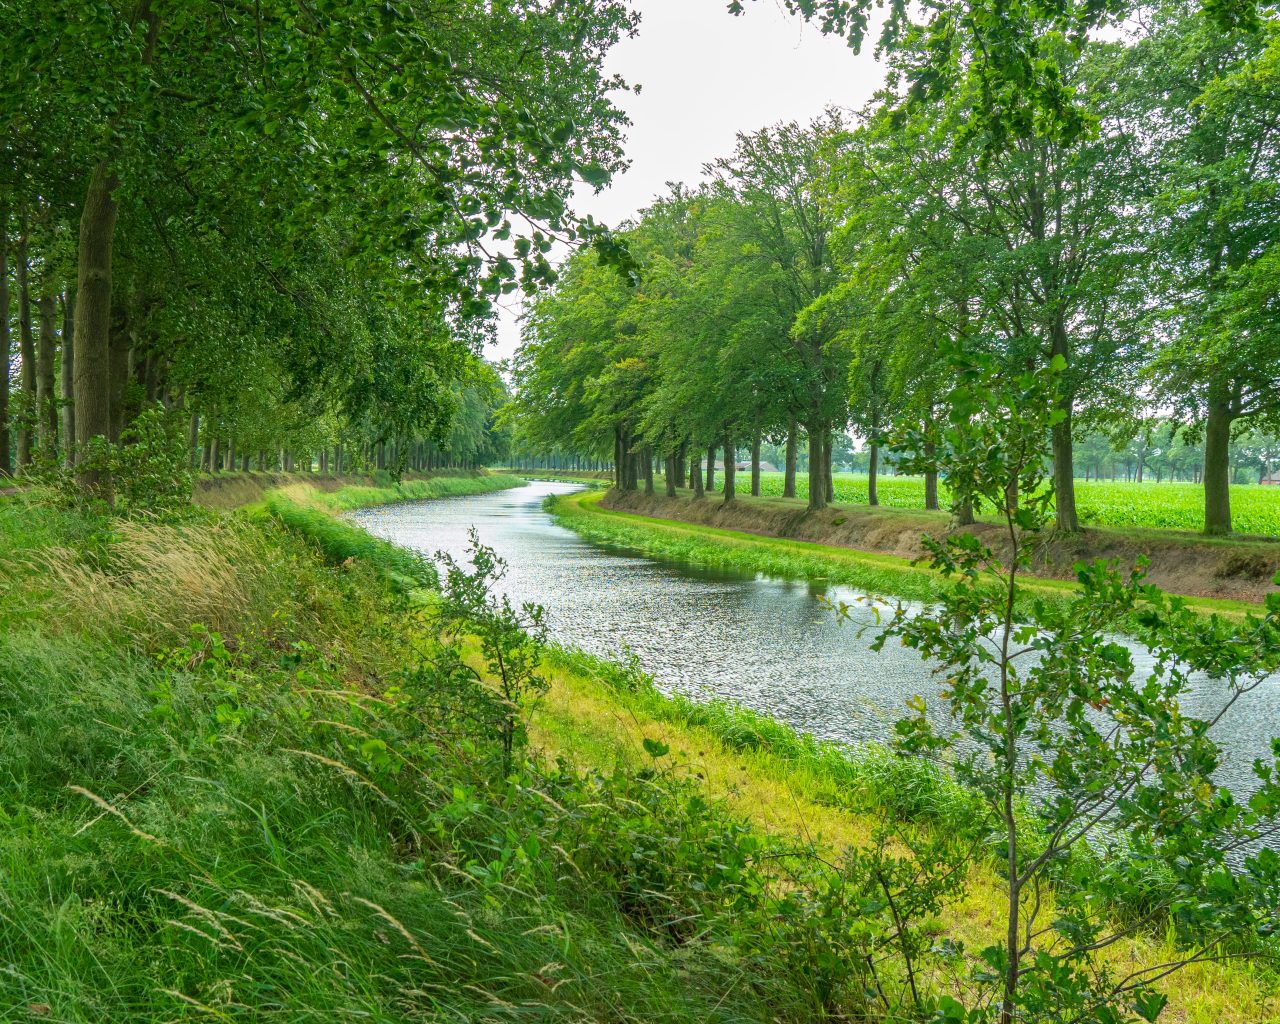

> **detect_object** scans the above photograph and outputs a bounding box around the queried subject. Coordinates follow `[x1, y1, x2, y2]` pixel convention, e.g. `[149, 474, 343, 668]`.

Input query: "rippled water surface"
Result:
[353, 480, 1280, 803]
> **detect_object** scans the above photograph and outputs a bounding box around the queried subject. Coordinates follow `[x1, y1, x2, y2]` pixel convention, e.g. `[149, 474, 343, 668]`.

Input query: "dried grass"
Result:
[26, 518, 301, 649]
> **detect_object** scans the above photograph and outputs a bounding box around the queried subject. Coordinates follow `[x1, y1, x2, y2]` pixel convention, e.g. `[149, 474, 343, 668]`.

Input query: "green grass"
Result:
[548, 489, 954, 605]
[282, 470, 526, 512]
[547, 490, 1264, 621]
[0, 486, 891, 1022]
[2, 480, 1275, 1022]
[749, 472, 1280, 537]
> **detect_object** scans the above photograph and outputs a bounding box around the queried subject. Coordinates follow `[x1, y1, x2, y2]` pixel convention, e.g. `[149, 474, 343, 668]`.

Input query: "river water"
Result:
[353, 480, 1280, 808]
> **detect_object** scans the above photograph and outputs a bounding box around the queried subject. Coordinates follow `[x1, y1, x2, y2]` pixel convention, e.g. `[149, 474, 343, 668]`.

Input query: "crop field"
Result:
[746, 472, 1280, 537]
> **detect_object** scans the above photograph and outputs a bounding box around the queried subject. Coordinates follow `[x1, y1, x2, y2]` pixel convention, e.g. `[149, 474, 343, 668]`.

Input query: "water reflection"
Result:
[353, 480, 1280, 808]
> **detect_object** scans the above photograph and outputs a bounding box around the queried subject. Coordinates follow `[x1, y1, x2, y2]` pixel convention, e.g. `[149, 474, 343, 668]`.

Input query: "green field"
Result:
[744, 472, 1280, 537]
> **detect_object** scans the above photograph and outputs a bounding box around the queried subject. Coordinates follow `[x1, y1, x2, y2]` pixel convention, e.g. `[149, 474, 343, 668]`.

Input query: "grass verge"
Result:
[549, 489, 1263, 620]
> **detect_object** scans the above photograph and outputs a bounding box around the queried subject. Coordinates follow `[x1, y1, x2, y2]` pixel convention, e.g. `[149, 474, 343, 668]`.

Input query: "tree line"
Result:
[510, 3, 1280, 535]
[1, 0, 636, 494]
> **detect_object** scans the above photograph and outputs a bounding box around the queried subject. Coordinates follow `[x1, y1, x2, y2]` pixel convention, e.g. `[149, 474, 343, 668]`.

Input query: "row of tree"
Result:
[1, 0, 636, 494]
[510, 2, 1280, 534]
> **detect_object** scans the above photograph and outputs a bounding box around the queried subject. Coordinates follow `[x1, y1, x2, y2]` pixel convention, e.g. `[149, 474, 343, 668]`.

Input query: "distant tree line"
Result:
[510, 4, 1280, 534]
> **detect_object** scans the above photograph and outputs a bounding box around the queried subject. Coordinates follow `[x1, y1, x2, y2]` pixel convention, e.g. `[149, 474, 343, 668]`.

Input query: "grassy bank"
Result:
[548, 489, 1264, 618]
[0, 484, 883, 1021]
[1, 478, 1274, 1021]
[192, 468, 525, 511]
[527, 647, 1279, 1023]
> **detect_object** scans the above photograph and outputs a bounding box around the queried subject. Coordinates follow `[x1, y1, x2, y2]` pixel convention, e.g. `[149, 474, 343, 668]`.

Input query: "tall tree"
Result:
[1142, 7, 1280, 533]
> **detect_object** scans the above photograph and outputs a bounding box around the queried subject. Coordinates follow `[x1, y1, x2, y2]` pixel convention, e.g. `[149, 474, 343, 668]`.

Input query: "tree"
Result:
[2, 0, 639, 496]
[711, 115, 850, 510]
[1141, 7, 1280, 533]
[875, 351, 1280, 1024]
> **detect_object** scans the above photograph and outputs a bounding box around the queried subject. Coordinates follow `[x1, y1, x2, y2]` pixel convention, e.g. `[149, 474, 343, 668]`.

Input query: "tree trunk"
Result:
[643, 445, 654, 496]
[60, 290, 76, 466]
[924, 437, 939, 511]
[705, 445, 716, 492]
[954, 500, 975, 527]
[692, 450, 704, 498]
[750, 430, 761, 497]
[16, 233, 35, 468]
[0, 213, 9, 476]
[36, 294, 58, 458]
[825, 432, 835, 503]
[722, 433, 736, 502]
[807, 422, 827, 510]
[188, 413, 200, 469]
[674, 444, 686, 492]
[1051, 405, 1078, 532]
[107, 320, 130, 443]
[868, 442, 879, 506]
[665, 454, 677, 497]
[783, 419, 797, 498]
[1203, 393, 1233, 536]
[74, 162, 120, 495]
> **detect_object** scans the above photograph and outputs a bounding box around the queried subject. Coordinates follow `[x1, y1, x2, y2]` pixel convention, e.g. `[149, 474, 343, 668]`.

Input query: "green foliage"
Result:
[876, 352, 1280, 1022]
[0, 489, 967, 1023]
[260, 494, 438, 595]
[436, 529, 550, 772]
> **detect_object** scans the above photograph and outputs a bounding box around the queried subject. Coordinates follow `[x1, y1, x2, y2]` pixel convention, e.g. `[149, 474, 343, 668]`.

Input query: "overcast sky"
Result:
[489, 0, 888, 361]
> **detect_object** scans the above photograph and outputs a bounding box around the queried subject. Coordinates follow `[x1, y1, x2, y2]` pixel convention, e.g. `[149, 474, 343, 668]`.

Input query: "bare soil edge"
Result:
[602, 489, 1280, 605]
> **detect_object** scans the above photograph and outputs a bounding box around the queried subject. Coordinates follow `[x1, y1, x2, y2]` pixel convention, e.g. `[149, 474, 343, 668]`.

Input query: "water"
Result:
[353, 480, 1280, 807]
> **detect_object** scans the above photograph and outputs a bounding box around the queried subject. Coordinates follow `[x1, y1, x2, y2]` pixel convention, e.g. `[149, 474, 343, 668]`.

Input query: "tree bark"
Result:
[868, 442, 879, 506]
[807, 422, 827, 510]
[722, 433, 736, 502]
[750, 430, 761, 497]
[664, 454, 677, 497]
[825, 431, 835, 504]
[614, 428, 623, 488]
[1049, 316, 1078, 532]
[692, 450, 704, 498]
[60, 290, 76, 465]
[107, 317, 130, 443]
[643, 445, 654, 495]
[15, 233, 35, 468]
[783, 419, 798, 498]
[0, 214, 9, 476]
[705, 445, 716, 492]
[1051, 405, 1078, 532]
[1203, 392, 1233, 536]
[74, 162, 120, 495]
[954, 500, 975, 527]
[36, 293, 58, 458]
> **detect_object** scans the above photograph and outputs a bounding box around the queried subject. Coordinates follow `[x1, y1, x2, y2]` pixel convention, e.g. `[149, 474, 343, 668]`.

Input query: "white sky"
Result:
[489, 0, 888, 362]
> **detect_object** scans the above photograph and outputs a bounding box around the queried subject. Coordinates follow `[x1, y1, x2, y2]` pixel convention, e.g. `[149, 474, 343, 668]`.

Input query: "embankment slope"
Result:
[603, 488, 1280, 604]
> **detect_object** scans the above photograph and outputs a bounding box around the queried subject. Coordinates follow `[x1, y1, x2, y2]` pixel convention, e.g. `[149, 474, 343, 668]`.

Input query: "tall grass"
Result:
[0, 492, 879, 1022]
[259, 493, 438, 593]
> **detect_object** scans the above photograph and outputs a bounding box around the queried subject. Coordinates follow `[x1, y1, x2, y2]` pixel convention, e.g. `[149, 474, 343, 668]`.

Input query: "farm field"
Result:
[745, 472, 1280, 538]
